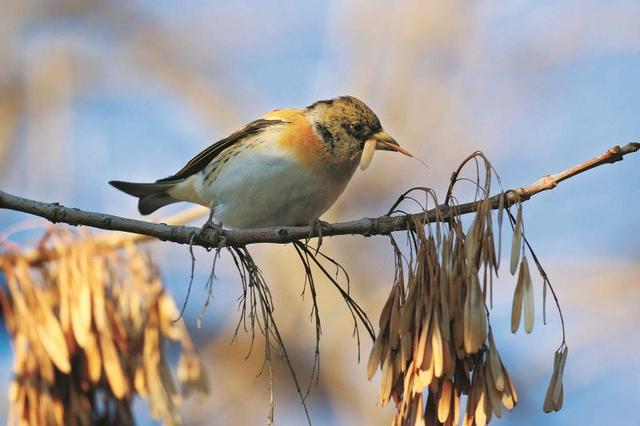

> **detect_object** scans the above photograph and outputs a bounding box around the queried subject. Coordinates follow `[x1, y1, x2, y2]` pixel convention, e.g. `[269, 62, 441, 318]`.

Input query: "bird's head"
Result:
[304, 96, 412, 168]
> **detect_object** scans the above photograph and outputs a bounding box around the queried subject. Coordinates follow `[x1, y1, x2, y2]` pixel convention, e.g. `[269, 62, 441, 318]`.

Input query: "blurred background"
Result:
[1, 0, 639, 425]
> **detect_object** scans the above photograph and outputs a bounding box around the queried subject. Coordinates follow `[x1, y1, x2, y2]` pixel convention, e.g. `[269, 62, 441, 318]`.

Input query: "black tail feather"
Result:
[138, 193, 180, 215]
[109, 180, 180, 215]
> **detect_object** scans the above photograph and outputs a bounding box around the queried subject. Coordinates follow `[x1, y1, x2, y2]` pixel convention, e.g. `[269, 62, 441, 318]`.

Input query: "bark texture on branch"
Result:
[1, 143, 638, 257]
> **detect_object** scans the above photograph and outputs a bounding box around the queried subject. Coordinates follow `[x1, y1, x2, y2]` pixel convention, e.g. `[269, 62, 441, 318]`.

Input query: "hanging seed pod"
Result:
[510, 204, 523, 276]
[101, 328, 129, 399]
[496, 192, 505, 270]
[522, 257, 535, 334]
[431, 311, 444, 378]
[488, 332, 504, 392]
[511, 256, 534, 334]
[464, 272, 487, 354]
[389, 288, 402, 350]
[399, 286, 416, 338]
[84, 332, 102, 383]
[367, 332, 386, 380]
[464, 217, 480, 267]
[511, 258, 525, 333]
[379, 286, 396, 331]
[485, 365, 503, 419]
[474, 365, 488, 426]
[437, 379, 453, 423]
[379, 352, 394, 405]
[543, 345, 568, 413]
[501, 364, 518, 410]
[415, 303, 432, 368]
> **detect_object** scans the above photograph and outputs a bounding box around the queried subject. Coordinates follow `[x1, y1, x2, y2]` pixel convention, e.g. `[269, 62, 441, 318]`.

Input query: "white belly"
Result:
[192, 144, 355, 228]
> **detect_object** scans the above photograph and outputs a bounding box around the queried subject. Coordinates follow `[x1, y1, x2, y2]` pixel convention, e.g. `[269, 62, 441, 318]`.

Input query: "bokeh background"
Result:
[1, 1, 639, 425]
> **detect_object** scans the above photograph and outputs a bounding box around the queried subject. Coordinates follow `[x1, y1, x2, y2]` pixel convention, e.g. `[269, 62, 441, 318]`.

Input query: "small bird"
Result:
[110, 96, 412, 229]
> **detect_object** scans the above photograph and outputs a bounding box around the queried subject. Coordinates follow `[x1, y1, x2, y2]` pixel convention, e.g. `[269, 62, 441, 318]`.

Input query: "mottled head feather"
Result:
[304, 96, 384, 164]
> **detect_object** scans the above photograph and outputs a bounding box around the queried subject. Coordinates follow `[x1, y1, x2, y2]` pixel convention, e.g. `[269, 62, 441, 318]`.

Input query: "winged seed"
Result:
[510, 204, 523, 275]
[360, 139, 377, 170]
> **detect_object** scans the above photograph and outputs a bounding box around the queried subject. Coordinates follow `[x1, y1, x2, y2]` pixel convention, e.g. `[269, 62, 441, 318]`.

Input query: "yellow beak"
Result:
[369, 130, 413, 157]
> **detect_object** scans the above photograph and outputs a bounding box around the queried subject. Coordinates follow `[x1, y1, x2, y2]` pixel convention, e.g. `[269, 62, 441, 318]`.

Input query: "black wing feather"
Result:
[156, 118, 285, 183]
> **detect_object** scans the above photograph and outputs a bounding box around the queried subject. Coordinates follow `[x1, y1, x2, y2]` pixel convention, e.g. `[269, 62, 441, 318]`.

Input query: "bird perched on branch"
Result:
[110, 96, 412, 229]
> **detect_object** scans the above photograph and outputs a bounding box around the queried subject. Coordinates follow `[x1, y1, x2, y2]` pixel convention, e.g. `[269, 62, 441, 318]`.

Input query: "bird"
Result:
[109, 95, 412, 229]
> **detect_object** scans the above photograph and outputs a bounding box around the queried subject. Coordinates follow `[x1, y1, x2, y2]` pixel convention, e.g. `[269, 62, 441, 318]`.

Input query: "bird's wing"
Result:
[156, 118, 285, 183]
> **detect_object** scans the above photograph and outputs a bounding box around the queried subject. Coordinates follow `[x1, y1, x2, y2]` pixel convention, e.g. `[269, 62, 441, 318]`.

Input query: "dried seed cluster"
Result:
[369, 199, 516, 426]
[369, 159, 567, 426]
[0, 229, 208, 425]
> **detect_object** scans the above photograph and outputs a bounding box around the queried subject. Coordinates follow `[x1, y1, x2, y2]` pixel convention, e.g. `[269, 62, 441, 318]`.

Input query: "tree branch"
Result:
[1, 143, 638, 261]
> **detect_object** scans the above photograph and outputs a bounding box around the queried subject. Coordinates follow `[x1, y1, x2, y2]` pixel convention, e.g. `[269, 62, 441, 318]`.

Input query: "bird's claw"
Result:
[309, 219, 330, 254]
[195, 213, 225, 250]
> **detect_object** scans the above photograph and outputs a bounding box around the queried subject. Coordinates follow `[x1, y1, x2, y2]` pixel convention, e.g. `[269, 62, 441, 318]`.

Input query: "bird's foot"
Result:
[308, 219, 331, 253]
[194, 214, 225, 250]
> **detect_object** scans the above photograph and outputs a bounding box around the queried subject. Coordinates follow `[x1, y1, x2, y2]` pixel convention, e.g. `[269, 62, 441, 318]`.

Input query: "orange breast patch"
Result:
[262, 109, 325, 166]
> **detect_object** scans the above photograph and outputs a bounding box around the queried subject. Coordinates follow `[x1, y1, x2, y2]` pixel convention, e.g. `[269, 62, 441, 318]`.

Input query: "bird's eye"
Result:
[352, 123, 364, 134]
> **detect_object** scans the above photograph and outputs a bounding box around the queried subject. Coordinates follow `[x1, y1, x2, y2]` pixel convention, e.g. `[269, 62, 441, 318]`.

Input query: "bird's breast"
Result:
[194, 139, 356, 228]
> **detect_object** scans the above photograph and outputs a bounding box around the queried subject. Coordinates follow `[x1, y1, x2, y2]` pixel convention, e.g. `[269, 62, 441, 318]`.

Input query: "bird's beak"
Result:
[369, 130, 413, 157]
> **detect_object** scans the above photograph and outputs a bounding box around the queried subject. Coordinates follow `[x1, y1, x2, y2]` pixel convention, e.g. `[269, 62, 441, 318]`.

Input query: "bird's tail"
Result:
[109, 180, 180, 215]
